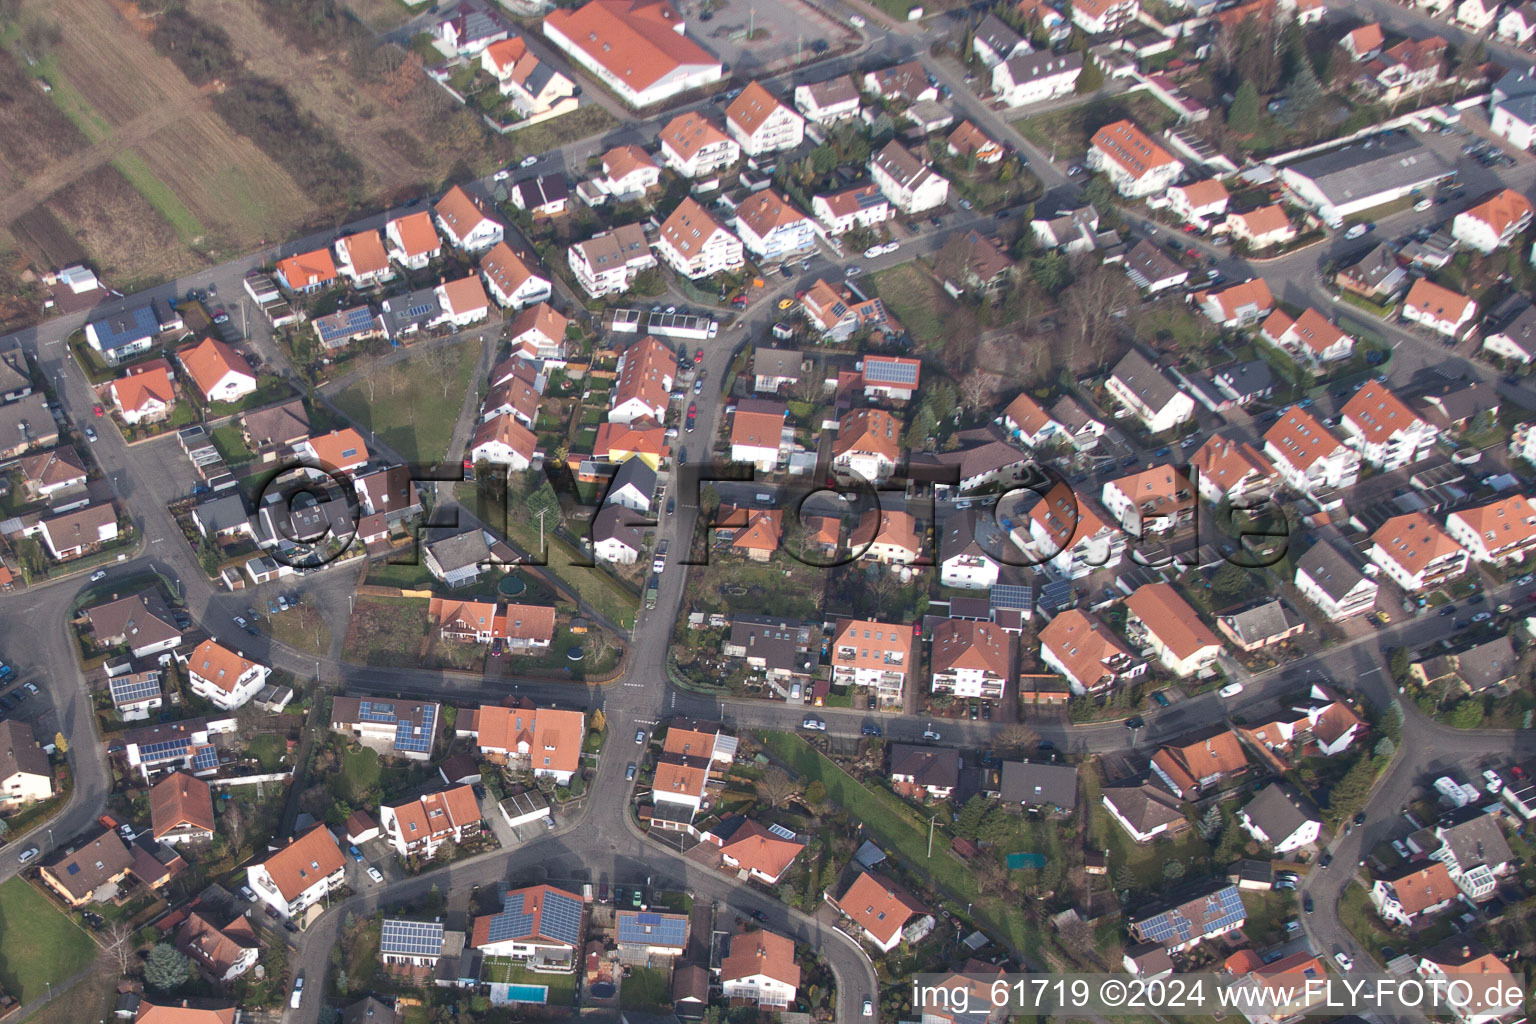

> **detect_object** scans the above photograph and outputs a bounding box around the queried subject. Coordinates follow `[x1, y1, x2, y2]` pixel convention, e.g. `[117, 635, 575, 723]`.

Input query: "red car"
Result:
[687, 403, 697, 417]
[693, 348, 704, 364]
[93, 405, 104, 417]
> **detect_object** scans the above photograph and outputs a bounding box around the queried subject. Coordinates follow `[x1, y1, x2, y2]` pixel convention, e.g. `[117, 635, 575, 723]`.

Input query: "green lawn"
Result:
[1015, 93, 1178, 160]
[868, 261, 977, 352]
[332, 340, 481, 464]
[482, 958, 577, 1004]
[619, 966, 671, 1009]
[1082, 769, 1211, 892]
[112, 151, 205, 244]
[0, 878, 98, 1003]
[757, 732, 1045, 954]
[247, 733, 288, 771]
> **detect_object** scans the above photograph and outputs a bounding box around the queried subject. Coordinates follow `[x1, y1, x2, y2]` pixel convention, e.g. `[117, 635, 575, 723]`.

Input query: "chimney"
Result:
[1463, 946, 1472, 959]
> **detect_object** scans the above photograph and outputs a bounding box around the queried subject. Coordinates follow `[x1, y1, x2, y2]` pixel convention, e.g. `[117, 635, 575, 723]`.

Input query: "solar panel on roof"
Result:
[381, 919, 445, 957]
[406, 303, 434, 318]
[990, 585, 1033, 610]
[767, 823, 798, 841]
[317, 307, 375, 343]
[137, 737, 193, 762]
[864, 358, 918, 385]
[110, 675, 163, 706]
[191, 745, 219, 772]
[358, 700, 397, 723]
[616, 911, 687, 947]
[539, 890, 584, 946]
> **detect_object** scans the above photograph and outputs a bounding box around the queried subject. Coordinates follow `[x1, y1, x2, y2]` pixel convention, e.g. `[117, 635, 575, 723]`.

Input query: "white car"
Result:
[1518, 574, 1534, 586]
[922, 725, 941, 740]
[1472, 612, 1492, 622]
[291, 978, 304, 1009]
[367, 866, 384, 883]
[863, 245, 883, 259]
[1413, 198, 1433, 211]
[802, 717, 826, 731]
[1344, 224, 1368, 239]
[863, 999, 874, 1017]
[1484, 769, 1504, 793]
[233, 616, 247, 628]
[849, 13, 866, 26]
[1218, 682, 1244, 698]
[17, 846, 38, 864]
[89, 570, 108, 582]
[493, 169, 510, 181]
[520, 155, 539, 168]
[881, 241, 900, 254]
[1334, 952, 1354, 972]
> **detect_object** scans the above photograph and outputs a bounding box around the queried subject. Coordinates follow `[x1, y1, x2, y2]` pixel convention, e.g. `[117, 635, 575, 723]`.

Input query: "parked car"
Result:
[84, 426, 97, 443]
[844, 264, 864, 277]
[367, 866, 384, 883]
[92, 404, 103, 417]
[802, 717, 826, 731]
[861, 724, 882, 737]
[493, 169, 510, 181]
[922, 724, 941, 740]
[1152, 691, 1171, 707]
[1334, 952, 1354, 971]
[1345, 223, 1370, 239]
[291, 978, 304, 1009]
[90, 570, 108, 582]
[863, 245, 883, 259]
[635, 728, 647, 744]
[16, 846, 38, 864]
[1304, 893, 1314, 914]
[519, 155, 539, 168]
[1218, 682, 1244, 698]
[348, 845, 364, 862]
[1124, 716, 1145, 730]
[626, 763, 637, 780]
[863, 1000, 874, 1017]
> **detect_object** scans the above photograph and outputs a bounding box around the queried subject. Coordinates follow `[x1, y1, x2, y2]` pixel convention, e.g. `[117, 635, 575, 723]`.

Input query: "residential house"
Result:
[470, 413, 538, 470]
[831, 407, 901, 484]
[793, 74, 860, 124]
[751, 347, 801, 393]
[594, 145, 660, 202]
[242, 398, 309, 451]
[1124, 239, 1189, 294]
[109, 365, 176, 425]
[934, 230, 1013, 298]
[1342, 23, 1385, 59]
[433, 273, 494, 329]
[506, 303, 569, 363]
[1101, 466, 1195, 537]
[148, 771, 215, 845]
[938, 508, 1005, 590]
[1491, 65, 1536, 150]
[859, 354, 923, 401]
[510, 173, 570, 218]
[178, 337, 256, 405]
[708, 816, 804, 884]
[800, 279, 901, 341]
[1167, 179, 1230, 228]
[1369, 511, 1469, 592]
[1237, 685, 1365, 767]
[719, 929, 800, 1009]
[1102, 782, 1186, 843]
[385, 212, 442, 270]
[1259, 307, 1355, 368]
[1499, 2, 1536, 42]
[18, 446, 88, 501]
[1127, 884, 1247, 952]
[176, 906, 260, 982]
[435, 186, 504, 252]
[729, 399, 786, 472]
[1237, 783, 1321, 853]
[1149, 727, 1249, 798]
[1105, 348, 1196, 433]
[274, 248, 338, 293]
[1225, 204, 1295, 249]
[1423, 814, 1513, 899]
[1446, 495, 1536, 566]
[861, 61, 937, 103]
[480, 243, 552, 310]
[869, 140, 950, 215]
[185, 638, 270, 711]
[830, 618, 912, 707]
[1071, 0, 1137, 33]
[1452, 188, 1534, 253]
[1039, 609, 1145, 695]
[35, 503, 120, 560]
[1048, 396, 1106, 449]
[659, 111, 740, 178]
[1403, 278, 1476, 336]
[1416, 943, 1524, 1024]
[724, 617, 815, 686]
[472, 885, 586, 965]
[889, 744, 960, 799]
[593, 421, 670, 468]
[734, 190, 817, 262]
[812, 183, 891, 237]
[479, 37, 575, 115]
[245, 825, 347, 920]
[1340, 380, 1439, 470]
[1371, 861, 1460, 927]
[313, 306, 384, 351]
[331, 697, 441, 760]
[1021, 481, 1123, 579]
[39, 830, 134, 906]
[86, 591, 182, 658]
[996, 392, 1064, 449]
[1216, 599, 1305, 652]
[1000, 760, 1078, 811]
[726, 80, 804, 156]
[1198, 277, 1275, 328]
[614, 910, 691, 962]
[1262, 406, 1361, 495]
[84, 305, 161, 365]
[929, 619, 1010, 701]
[1294, 539, 1378, 620]
[609, 335, 676, 425]
[424, 530, 493, 588]
[1190, 435, 1275, 505]
[569, 224, 656, 297]
[591, 505, 644, 564]
[334, 230, 395, 287]
[1087, 120, 1182, 197]
[0, 719, 51, 808]
[542, 0, 722, 109]
[1124, 583, 1223, 678]
[437, 1, 509, 54]
[380, 785, 483, 858]
[1360, 36, 1448, 102]
[354, 466, 422, 524]
[296, 428, 370, 474]
[1030, 204, 1100, 255]
[1410, 635, 1520, 696]
[824, 871, 933, 953]
[991, 50, 1082, 106]
[460, 703, 585, 784]
[656, 197, 744, 279]
[1335, 242, 1407, 302]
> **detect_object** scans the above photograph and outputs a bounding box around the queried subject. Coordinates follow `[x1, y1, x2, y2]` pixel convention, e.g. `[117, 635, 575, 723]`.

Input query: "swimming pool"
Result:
[504, 984, 549, 1004]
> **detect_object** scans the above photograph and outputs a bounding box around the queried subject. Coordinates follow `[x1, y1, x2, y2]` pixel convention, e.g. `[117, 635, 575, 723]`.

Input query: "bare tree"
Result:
[1062, 264, 1133, 370]
[958, 369, 992, 415]
[222, 799, 247, 854]
[105, 921, 135, 975]
[755, 767, 800, 809]
[420, 343, 458, 399]
[1057, 915, 1095, 963]
[995, 722, 1040, 759]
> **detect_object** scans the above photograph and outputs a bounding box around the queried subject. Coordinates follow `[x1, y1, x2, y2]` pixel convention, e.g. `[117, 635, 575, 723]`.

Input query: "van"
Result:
[290, 978, 304, 1009]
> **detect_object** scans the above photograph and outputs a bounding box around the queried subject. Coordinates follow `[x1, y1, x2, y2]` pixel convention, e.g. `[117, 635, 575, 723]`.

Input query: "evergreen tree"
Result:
[144, 943, 191, 991]
[1280, 55, 1324, 126]
[1162, 859, 1186, 882]
[955, 795, 992, 839]
[1381, 699, 1404, 740]
[1196, 803, 1224, 841]
[1374, 737, 1396, 758]
[1076, 52, 1104, 94]
[1229, 81, 1262, 135]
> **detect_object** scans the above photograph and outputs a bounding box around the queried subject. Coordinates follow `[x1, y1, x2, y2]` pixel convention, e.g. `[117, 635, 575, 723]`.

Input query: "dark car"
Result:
[1125, 716, 1145, 730]
[1152, 691, 1171, 707]
[749, 909, 767, 923]
[1318, 850, 1333, 867]
[1468, 593, 1485, 605]
[1303, 893, 1314, 914]
[861, 724, 883, 736]
[1439, 606, 1456, 617]
[1353, 811, 1366, 825]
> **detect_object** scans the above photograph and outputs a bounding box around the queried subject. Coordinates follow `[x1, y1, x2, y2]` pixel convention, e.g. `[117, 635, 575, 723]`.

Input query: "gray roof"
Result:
[0, 342, 30, 395]
[513, 173, 570, 210]
[1495, 65, 1536, 127]
[939, 508, 1007, 563]
[1001, 49, 1083, 84]
[192, 493, 251, 535]
[1341, 242, 1407, 294]
[609, 457, 657, 500]
[379, 286, 443, 338]
[1295, 540, 1371, 602]
[1049, 394, 1100, 432]
[1124, 239, 1187, 289]
[591, 504, 643, 551]
[1488, 302, 1536, 354]
[426, 530, 492, 573]
[1437, 812, 1512, 870]
[753, 347, 802, 381]
[342, 996, 400, 1024]
[888, 743, 960, 789]
[1241, 783, 1318, 844]
[975, 12, 1022, 55]
[1218, 599, 1301, 646]
[1110, 347, 1185, 413]
[727, 616, 812, 674]
[1000, 760, 1078, 809]
[801, 74, 859, 108]
[0, 392, 56, 449]
[242, 398, 310, 448]
[0, 719, 50, 786]
[1212, 359, 1275, 400]
[1103, 782, 1185, 833]
[1281, 133, 1454, 207]
[1453, 635, 1519, 692]
[86, 591, 181, 649]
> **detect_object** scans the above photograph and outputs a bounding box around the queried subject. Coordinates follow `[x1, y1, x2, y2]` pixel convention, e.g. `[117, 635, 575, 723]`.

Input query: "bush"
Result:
[148, 6, 238, 86]
[212, 76, 363, 208]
